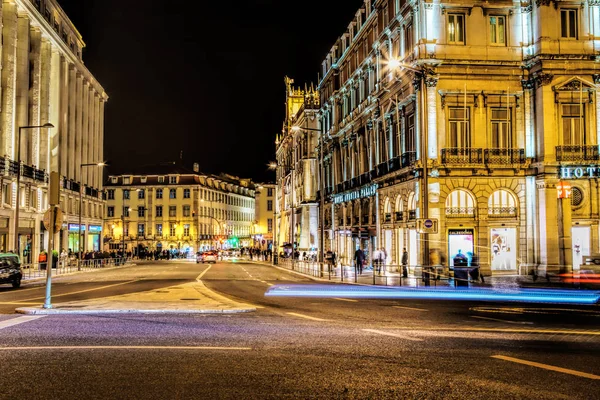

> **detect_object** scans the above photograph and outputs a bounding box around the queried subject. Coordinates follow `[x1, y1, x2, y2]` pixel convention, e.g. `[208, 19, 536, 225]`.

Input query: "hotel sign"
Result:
[559, 166, 600, 179]
[333, 184, 378, 204]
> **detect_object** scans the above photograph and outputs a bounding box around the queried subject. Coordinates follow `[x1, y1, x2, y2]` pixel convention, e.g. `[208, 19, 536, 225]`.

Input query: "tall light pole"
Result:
[78, 162, 106, 270]
[14, 123, 54, 259]
[291, 125, 324, 263]
[268, 162, 278, 264]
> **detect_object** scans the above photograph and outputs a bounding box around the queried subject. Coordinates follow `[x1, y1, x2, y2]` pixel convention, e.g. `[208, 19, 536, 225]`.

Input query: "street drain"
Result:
[180, 298, 201, 301]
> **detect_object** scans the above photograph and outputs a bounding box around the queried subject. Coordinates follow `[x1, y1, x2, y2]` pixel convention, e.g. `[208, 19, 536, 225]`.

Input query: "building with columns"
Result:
[103, 163, 256, 255]
[0, 0, 107, 263]
[318, 0, 600, 277]
[274, 77, 320, 258]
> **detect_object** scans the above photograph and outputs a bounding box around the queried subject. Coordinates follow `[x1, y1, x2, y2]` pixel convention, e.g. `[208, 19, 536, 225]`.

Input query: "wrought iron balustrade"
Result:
[484, 148, 525, 164]
[441, 148, 483, 164]
[556, 145, 600, 162]
[445, 207, 476, 217]
[401, 151, 417, 168]
[488, 206, 517, 217]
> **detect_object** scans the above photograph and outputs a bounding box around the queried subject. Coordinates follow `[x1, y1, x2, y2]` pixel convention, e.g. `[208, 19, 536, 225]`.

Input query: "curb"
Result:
[14, 307, 256, 315]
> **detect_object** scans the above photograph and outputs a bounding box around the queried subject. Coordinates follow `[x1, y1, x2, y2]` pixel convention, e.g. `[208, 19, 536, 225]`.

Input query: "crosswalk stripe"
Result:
[286, 312, 329, 321]
[0, 315, 46, 330]
[363, 329, 423, 342]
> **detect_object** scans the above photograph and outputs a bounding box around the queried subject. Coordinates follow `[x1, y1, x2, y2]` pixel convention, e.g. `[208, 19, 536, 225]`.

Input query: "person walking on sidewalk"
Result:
[380, 247, 387, 275]
[354, 248, 365, 275]
[401, 248, 409, 278]
[372, 248, 381, 275]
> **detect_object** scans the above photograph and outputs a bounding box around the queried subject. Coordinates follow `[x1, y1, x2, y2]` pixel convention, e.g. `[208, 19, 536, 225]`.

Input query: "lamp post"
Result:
[291, 125, 324, 264]
[389, 59, 431, 272]
[78, 162, 106, 270]
[13, 123, 54, 259]
[268, 162, 278, 264]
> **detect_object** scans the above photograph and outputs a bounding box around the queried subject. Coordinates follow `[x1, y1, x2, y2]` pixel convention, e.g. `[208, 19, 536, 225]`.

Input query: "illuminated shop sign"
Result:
[88, 225, 102, 233]
[68, 224, 85, 231]
[559, 166, 600, 179]
[333, 184, 378, 204]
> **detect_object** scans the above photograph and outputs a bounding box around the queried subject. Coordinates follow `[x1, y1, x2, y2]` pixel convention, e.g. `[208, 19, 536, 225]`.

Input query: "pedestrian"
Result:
[372, 248, 381, 275]
[401, 248, 409, 278]
[380, 247, 387, 275]
[354, 248, 365, 275]
[468, 251, 484, 283]
[38, 249, 47, 271]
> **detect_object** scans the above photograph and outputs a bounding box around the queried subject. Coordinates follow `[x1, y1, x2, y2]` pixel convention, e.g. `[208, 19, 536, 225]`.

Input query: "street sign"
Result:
[43, 207, 64, 232]
[417, 218, 438, 234]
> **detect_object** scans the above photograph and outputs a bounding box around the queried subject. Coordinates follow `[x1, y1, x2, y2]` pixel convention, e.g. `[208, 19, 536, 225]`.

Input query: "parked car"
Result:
[199, 251, 218, 264]
[0, 253, 22, 288]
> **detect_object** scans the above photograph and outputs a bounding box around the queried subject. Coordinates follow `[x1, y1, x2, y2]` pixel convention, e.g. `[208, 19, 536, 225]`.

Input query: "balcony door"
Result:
[561, 104, 585, 145]
[490, 108, 512, 148]
[448, 107, 470, 148]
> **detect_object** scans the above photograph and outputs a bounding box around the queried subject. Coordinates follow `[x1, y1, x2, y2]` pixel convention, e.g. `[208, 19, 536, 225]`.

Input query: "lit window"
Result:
[489, 16, 505, 45]
[562, 104, 585, 145]
[183, 224, 190, 236]
[156, 206, 163, 217]
[183, 188, 190, 198]
[561, 9, 577, 39]
[490, 108, 512, 148]
[137, 189, 145, 199]
[169, 206, 176, 217]
[169, 176, 177, 184]
[107, 189, 115, 200]
[169, 189, 176, 199]
[156, 189, 163, 199]
[448, 14, 465, 44]
[448, 107, 470, 148]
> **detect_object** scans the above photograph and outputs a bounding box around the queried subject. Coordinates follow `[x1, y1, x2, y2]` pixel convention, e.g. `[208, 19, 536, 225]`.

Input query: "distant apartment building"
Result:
[103, 163, 256, 254]
[318, 0, 600, 276]
[253, 183, 276, 249]
[0, 0, 107, 263]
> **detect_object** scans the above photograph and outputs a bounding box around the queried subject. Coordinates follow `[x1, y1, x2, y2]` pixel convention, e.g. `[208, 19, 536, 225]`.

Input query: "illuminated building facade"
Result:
[253, 183, 276, 249]
[274, 77, 321, 257]
[0, 0, 107, 262]
[318, 0, 600, 276]
[103, 163, 256, 254]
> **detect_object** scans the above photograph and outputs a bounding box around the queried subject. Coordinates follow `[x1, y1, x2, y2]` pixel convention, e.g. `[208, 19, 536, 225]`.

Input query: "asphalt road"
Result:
[0, 260, 598, 399]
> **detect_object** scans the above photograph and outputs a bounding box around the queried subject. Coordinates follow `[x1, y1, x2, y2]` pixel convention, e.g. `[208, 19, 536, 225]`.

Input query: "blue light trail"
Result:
[265, 284, 600, 305]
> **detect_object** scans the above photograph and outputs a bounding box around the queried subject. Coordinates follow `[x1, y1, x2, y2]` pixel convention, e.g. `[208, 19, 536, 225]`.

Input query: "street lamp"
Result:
[14, 123, 54, 259]
[78, 162, 106, 269]
[291, 125, 325, 264]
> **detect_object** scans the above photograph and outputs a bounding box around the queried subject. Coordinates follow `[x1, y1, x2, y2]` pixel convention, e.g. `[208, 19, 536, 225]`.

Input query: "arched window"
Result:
[395, 196, 404, 221]
[384, 198, 391, 222]
[488, 189, 517, 217]
[445, 189, 476, 217]
[407, 192, 417, 220]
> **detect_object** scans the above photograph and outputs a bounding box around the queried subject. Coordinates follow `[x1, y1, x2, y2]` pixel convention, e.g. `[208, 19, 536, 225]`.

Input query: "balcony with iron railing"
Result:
[408, 210, 417, 220]
[488, 206, 517, 218]
[484, 148, 526, 164]
[556, 145, 600, 162]
[445, 207, 476, 217]
[441, 148, 483, 164]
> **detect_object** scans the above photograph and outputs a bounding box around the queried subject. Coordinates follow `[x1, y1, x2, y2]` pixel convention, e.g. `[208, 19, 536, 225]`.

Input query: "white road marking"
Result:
[0, 345, 251, 351]
[333, 298, 358, 302]
[195, 265, 212, 281]
[471, 316, 533, 325]
[492, 355, 600, 380]
[286, 312, 329, 322]
[393, 306, 428, 312]
[363, 328, 424, 342]
[0, 315, 46, 330]
[21, 280, 140, 301]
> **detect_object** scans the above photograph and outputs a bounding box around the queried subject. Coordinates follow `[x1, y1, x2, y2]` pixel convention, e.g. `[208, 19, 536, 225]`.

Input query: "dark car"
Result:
[0, 253, 22, 288]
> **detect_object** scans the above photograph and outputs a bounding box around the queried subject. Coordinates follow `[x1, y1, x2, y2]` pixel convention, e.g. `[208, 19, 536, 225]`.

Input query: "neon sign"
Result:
[559, 166, 600, 179]
[332, 184, 378, 204]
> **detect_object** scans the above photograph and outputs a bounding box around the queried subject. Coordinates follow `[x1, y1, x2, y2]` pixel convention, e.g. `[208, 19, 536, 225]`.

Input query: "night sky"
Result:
[58, 0, 364, 183]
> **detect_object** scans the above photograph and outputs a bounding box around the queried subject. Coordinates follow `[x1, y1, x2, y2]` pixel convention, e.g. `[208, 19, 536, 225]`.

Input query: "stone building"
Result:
[253, 183, 276, 250]
[318, 0, 600, 276]
[274, 77, 320, 258]
[103, 163, 256, 255]
[0, 0, 107, 263]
